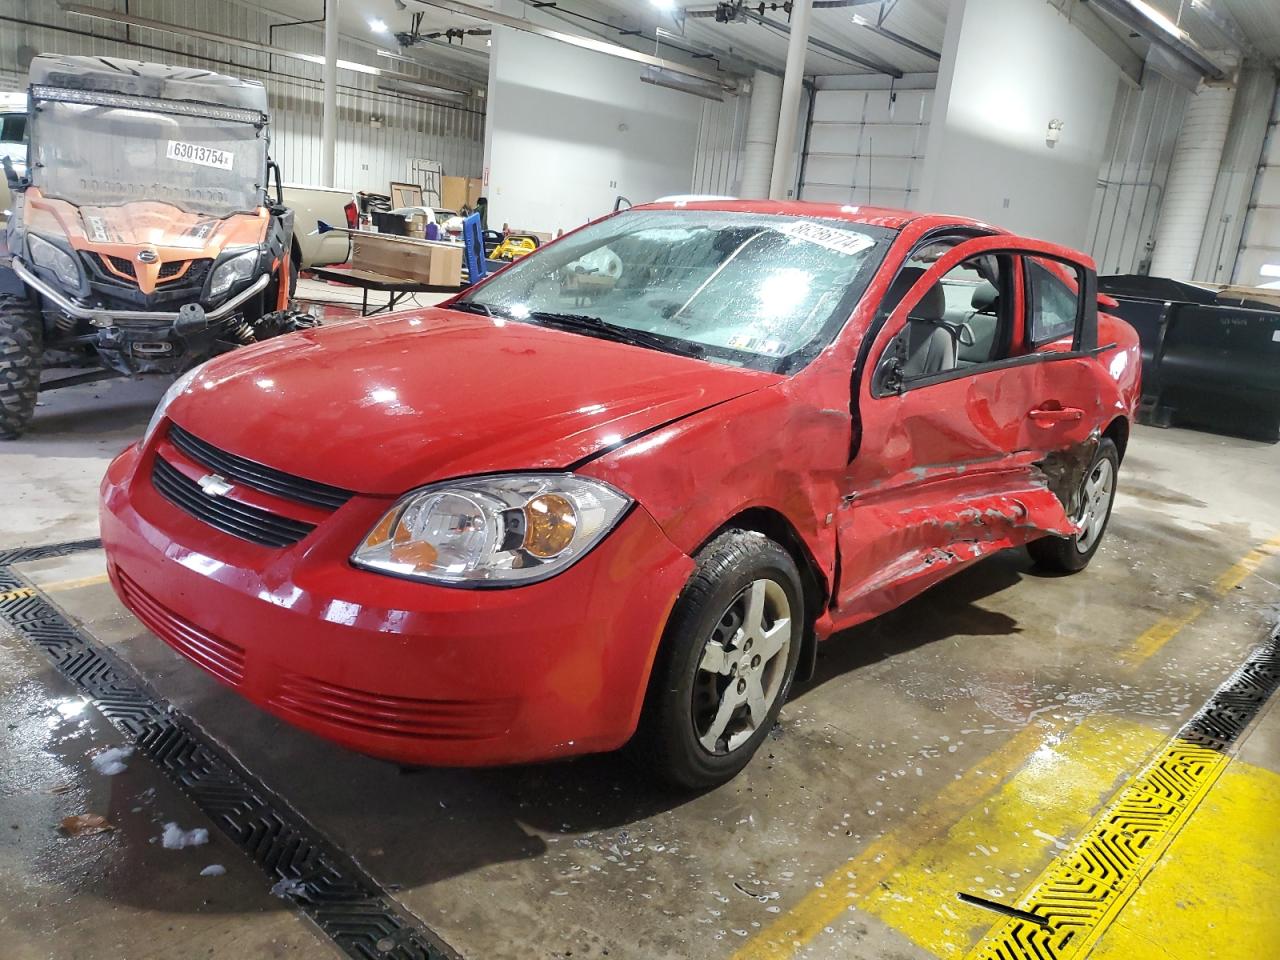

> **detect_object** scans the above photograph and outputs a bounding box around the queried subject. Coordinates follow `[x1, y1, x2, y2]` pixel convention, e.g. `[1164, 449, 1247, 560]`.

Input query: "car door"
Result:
[832, 234, 1107, 626]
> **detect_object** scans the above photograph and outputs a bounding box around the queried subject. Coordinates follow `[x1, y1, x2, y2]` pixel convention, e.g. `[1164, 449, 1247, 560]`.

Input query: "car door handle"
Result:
[1028, 405, 1084, 423]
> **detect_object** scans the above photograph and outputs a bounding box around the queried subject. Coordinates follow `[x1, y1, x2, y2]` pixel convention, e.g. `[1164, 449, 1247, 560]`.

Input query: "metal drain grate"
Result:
[965, 625, 1280, 960]
[0, 539, 461, 960]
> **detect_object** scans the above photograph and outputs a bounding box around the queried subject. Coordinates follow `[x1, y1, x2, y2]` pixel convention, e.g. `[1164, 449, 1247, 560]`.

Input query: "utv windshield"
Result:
[455, 209, 894, 372]
[30, 95, 267, 217]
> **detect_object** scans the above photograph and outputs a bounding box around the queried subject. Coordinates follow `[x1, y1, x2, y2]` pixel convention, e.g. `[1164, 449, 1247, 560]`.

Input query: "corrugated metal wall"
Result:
[1233, 82, 1280, 285]
[1086, 71, 1189, 275]
[798, 86, 932, 209]
[0, 0, 486, 192]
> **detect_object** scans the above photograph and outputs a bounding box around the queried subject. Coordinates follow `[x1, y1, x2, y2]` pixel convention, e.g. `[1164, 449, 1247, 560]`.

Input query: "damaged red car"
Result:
[100, 201, 1140, 788]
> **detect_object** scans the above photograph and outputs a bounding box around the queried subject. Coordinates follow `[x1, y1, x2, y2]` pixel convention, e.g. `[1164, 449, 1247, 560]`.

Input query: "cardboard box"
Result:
[352, 233, 462, 286]
[441, 175, 485, 213]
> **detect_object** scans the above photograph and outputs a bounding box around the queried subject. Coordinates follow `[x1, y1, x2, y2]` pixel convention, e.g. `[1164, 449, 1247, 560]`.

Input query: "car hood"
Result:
[167, 308, 781, 496]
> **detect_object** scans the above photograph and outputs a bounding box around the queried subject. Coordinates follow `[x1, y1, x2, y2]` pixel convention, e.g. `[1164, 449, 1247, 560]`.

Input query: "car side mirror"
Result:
[874, 335, 908, 396]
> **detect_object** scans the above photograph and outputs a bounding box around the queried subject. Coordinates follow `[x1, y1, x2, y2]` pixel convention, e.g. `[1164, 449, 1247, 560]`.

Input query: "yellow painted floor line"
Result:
[729, 719, 1072, 960]
[39, 572, 111, 593]
[1086, 758, 1280, 959]
[963, 734, 1231, 960]
[1123, 532, 1280, 667]
[858, 716, 1166, 959]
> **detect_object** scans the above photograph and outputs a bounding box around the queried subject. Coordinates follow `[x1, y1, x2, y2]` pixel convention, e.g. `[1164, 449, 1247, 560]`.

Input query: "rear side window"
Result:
[1027, 259, 1079, 344]
[0, 113, 25, 144]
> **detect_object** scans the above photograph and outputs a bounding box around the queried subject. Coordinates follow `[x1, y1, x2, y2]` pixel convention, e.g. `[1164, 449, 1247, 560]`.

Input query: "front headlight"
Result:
[28, 234, 81, 289]
[352, 474, 631, 586]
[208, 249, 259, 298]
[143, 363, 205, 445]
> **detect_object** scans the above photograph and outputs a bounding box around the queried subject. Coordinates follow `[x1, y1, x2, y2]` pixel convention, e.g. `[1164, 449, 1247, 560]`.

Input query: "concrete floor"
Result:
[2, 371, 1279, 960]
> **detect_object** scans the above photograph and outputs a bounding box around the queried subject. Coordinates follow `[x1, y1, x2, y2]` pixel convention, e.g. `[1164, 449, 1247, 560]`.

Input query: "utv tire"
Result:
[1028, 438, 1120, 574]
[635, 530, 804, 790]
[0, 295, 42, 440]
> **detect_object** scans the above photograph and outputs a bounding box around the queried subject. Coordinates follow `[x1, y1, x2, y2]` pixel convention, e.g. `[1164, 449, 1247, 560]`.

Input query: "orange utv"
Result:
[0, 55, 313, 438]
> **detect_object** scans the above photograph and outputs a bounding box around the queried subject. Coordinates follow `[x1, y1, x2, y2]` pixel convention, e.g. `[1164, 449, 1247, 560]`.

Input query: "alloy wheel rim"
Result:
[692, 579, 792, 756]
[1074, 457, 1115, 554]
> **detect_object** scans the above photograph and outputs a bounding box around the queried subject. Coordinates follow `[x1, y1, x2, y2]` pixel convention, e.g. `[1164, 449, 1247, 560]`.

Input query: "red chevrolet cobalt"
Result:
[101, 201, 1139, 787]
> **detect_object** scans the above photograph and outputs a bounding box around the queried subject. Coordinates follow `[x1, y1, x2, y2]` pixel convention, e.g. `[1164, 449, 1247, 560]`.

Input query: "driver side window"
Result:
[880, 249, 1012, 384]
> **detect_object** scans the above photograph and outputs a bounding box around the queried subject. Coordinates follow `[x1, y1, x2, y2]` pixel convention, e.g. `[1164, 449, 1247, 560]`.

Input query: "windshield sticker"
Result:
[166, 141, 234, 171]
[781, 220, 875, 257]
[727, 334, 788, 356]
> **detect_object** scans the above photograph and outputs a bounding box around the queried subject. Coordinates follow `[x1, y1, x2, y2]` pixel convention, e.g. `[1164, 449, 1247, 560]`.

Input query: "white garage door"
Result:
[799, 87, 932, 211]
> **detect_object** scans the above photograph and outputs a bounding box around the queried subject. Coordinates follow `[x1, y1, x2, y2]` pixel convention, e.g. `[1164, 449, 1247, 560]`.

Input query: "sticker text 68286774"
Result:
[166, 141, 234, 171]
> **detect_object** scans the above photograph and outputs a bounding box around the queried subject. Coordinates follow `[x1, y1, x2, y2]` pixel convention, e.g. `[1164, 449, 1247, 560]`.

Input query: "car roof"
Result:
[631, 198, 1000, 234]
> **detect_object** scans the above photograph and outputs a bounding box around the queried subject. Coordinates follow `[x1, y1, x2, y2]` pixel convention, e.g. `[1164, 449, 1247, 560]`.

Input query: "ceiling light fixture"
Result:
[651, 0, 677, 11]
[297, 53, 380, 75]
[1127, 0, 1184, 39]
[369, 18, 389, 33]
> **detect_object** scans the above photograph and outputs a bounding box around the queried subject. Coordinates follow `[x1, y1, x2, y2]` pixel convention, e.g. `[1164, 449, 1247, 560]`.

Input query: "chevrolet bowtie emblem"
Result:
[197, 473, 234, 497]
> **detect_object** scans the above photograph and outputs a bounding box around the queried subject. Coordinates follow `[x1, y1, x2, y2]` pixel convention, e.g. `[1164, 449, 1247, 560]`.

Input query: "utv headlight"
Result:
[28, 234, 81, 289]
[352, 474, 631, 586]
[143, 363, 205, 445]
[208, 249, 259, 298]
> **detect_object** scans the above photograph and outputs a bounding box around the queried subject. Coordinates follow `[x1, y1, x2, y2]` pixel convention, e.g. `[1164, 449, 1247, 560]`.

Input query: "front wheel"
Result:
[636, 530, 804, 789]
[0, 294, 43, 440]
[1028, 437, 1119, 573]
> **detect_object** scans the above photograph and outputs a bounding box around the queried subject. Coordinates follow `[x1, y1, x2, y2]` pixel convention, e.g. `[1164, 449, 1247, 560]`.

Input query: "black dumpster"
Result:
[1100, 274, 1280, 442]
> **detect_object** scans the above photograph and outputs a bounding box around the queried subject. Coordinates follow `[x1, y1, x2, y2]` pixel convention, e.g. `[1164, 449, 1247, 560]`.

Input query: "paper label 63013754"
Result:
[166, 141, 234, 171]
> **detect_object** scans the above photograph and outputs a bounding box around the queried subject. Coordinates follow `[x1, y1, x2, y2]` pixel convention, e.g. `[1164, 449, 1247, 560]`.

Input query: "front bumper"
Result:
[100, 440, 695, 766]
[12, 256, 269, 325]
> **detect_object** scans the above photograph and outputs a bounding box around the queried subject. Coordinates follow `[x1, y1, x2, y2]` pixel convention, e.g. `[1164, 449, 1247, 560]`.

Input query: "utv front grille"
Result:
[168, 424, 355, 510]
[104, 254, 136, 279]
[151, 456, 316, 548]
[82, 254, 213, 298]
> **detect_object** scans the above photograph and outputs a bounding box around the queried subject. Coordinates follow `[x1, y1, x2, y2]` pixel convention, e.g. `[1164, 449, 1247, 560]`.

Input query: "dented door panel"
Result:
[836, 360, 1081, 623]
[833, 234, 1121, 629]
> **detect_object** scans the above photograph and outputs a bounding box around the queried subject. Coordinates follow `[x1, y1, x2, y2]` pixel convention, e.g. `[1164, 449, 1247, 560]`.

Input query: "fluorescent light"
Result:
[369, 18, 388, 33]
[651, 0, 676, 11]
[1128, 0, 1184, 39]
[1260, 263, 1280, 278]
[297, 53, 381, 75]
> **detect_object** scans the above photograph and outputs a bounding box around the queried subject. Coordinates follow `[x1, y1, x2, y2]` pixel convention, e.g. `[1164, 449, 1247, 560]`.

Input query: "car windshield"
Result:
[456, 209, 894, 371]
[30, 99, 267, 217]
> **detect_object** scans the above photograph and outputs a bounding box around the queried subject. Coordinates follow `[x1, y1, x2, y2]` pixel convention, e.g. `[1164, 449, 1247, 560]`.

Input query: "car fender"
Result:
[579, 378, 847, 614]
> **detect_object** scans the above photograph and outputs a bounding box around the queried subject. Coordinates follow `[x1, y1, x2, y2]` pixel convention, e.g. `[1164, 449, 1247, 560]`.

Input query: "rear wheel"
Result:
[0, 295, 43, 440]
[1028, 438, 1119, 573]
[636, 530, 804, 789]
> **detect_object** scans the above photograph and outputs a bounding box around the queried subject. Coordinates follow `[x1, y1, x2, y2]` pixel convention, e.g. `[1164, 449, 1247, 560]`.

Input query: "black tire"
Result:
[635, 530, 805, 790]
[288, 244, 301, 298]
[0, 295, 43, 440]
[1028, 438, 1120, 573]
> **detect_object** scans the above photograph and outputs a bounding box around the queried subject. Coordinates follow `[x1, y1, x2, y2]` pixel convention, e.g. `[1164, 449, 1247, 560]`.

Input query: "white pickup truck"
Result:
[283, 182, 353, 269]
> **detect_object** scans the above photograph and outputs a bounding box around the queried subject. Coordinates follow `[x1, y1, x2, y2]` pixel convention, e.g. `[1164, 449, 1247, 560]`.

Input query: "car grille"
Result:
[268, 673, 518, 741]
[168, 424, 354, 510]
[151, 456, 316, 548]
[114, 566, 246, 687]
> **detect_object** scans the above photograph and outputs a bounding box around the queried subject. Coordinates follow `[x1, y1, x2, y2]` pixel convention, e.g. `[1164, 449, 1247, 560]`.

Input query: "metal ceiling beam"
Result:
[415, 0, 736, 88]
[59, 2, 477, 96]
[1087, 0, 1226, 80]
[507, 0, 770, 79]
[848, 10, 940, 61]
[687, 3, 904, 77]
[738, 7, 904, 77]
